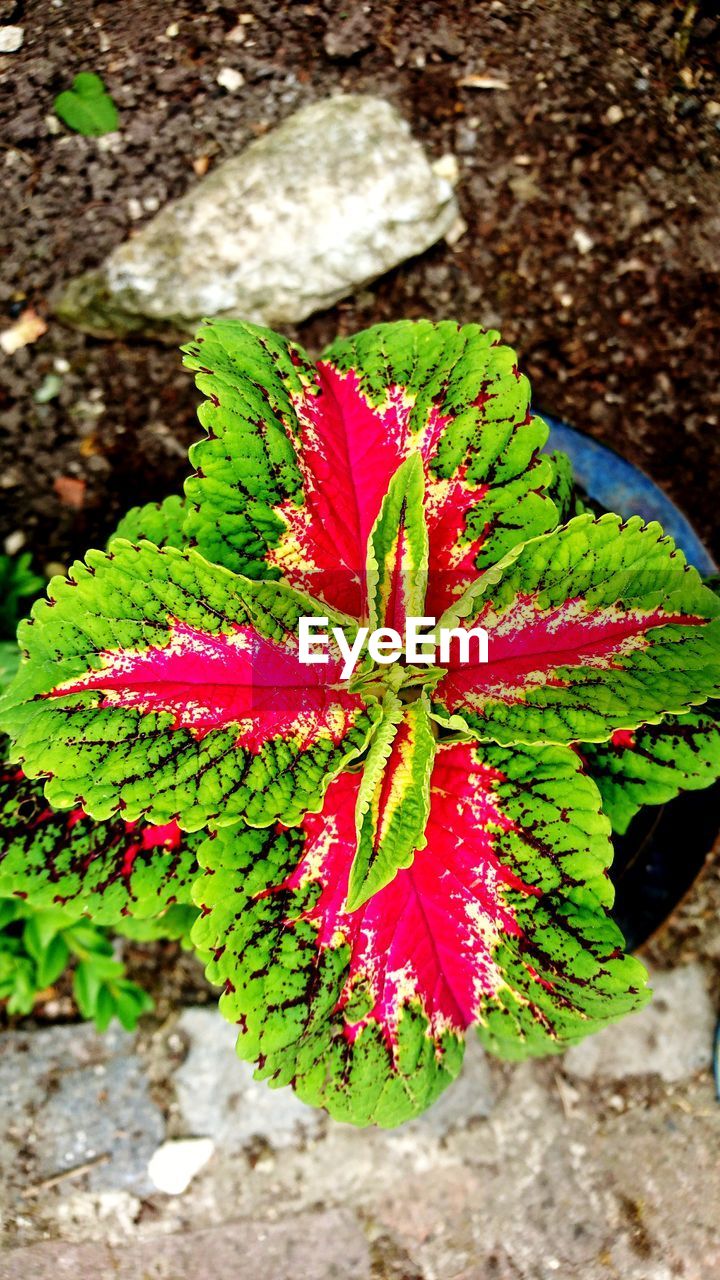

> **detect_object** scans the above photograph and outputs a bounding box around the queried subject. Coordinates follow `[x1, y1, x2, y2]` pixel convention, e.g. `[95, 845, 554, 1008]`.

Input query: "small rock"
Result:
[432, 152, 459, 185]
[677, 96, 700, 120]
[44, 560, 67, 579]
[225, 24, 247, 45]
[34, 372, 63, 403]
[216, 66, 244, 93]
[0, 466, 21, 489]
[456, 124, 478, 154]
[0, 24, 23, 52]
[572, 227, 594, 255]
[458, 73, 510, 90]
[94, 132, 123, 154]
[3, 530, 25, 556]
[53, 95, 461, 336]
[53, 475, 86, 509]
[604, 104, 624, 125]
[0, 307, 47, 354]
[509, 171, 542, 203]
[147, 1138, 215, 1196]
[323, 8, 373, 59]
[564, 964, 716, 1084]
[431, 19, 464, 58]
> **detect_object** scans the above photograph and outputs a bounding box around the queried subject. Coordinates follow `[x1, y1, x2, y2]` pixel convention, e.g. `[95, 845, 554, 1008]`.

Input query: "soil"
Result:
[1, 0, 719, 572]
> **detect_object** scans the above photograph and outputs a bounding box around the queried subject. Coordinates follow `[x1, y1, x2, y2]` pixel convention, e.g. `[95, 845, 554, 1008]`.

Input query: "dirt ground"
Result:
[1, 0, 719, 572]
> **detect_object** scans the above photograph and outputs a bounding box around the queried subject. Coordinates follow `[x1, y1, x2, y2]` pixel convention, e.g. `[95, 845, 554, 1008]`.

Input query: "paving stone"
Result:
[0, 1208, 371, 1280]
[174, 1007, 323, 1150]
[563, 963, 716, 1083]
[0, 1022, 164, 1196]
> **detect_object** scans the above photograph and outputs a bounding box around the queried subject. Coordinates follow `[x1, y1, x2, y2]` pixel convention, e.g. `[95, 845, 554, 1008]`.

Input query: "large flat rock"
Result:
[0, 1209, 372, 1280]
[563, 963, 716, 1083]
[0, 1023, 164, 1201]
[173, 1007, 323, 1151]
[54, 95, 460, 338]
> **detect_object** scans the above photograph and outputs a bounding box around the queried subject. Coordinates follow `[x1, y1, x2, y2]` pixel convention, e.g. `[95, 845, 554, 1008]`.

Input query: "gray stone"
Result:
[0, 1209, 372, 1280]
[174, 1007, 323, 1150]
[4, 980, 720, 1278]
[54, 95, 460, 339]
[0, 1023, 164, 1197]
[563, 963, 716, 1083]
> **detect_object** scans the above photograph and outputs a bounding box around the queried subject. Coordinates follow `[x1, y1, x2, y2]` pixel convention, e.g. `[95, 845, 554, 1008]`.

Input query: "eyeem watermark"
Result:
[299, 617, 489, 680]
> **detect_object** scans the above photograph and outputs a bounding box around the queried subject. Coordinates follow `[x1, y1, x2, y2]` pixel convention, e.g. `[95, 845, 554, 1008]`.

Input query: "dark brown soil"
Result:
[1, 0, 719, 571]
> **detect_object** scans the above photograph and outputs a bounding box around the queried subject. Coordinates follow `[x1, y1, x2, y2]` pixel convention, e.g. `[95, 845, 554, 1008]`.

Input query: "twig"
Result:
[674, 0, 698, 64]
[21, 1151, 111, 1197]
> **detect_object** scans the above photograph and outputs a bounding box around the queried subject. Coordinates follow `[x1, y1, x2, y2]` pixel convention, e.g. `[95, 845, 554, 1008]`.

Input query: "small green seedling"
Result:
[0, 896, 154, 1030]
[0, 553, 43, 640]
[53, 72, 119, 137]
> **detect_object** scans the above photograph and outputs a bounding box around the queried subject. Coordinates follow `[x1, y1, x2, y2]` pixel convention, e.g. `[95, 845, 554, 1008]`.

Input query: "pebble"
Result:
[572, 227, 594, 255]
[34, 373, 63, 403]
[3, 530, 25, 556]
[604, 104, 624, 125]
[216, 67, 245, 93]
[0, 25, 23, 52]
[0, 308, 48, 354]
[147, 1137, 215, 1196]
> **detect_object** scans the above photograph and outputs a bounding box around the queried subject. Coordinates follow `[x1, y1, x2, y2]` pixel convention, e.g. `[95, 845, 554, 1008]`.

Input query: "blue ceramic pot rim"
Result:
[540, 415, 717, 577]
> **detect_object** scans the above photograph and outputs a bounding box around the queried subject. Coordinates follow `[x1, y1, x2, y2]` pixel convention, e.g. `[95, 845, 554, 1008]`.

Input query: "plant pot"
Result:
[543, 416, 719, 950]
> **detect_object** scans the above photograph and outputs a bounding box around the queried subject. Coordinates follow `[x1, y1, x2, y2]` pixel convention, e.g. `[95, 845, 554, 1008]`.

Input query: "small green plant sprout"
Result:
[53, 72, 119, 137]
[0, 896, 154, 1030]
[0, 552, 43, 640]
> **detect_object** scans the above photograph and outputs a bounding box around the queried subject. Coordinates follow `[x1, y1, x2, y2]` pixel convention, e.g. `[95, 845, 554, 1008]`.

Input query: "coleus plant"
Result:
[0, 624, 199, 1031]
[2, 319, 720, 1127]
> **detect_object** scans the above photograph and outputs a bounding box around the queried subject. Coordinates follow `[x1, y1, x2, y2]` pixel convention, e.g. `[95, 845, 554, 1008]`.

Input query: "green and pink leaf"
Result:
[192, 739, 647, 1126]
[0, 759, 200, 924]
[0, 542, 379, 829]
[182, 319, 560, 619]
[582, 704, 720, 834]
[432, 514, 720, 745]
